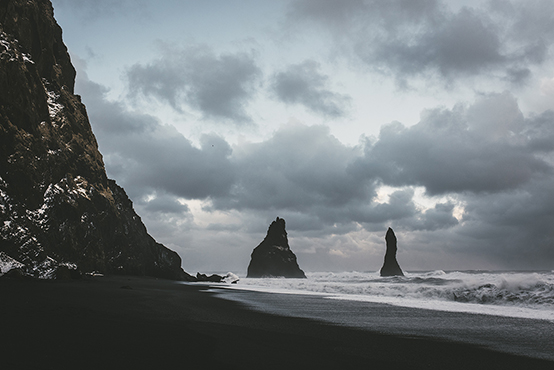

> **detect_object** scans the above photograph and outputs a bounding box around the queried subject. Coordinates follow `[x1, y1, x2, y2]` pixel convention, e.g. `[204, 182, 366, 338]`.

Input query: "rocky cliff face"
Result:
[379, 228, 404, 277]
[247, 217, 306, 278]
[0, 0, 191, 280]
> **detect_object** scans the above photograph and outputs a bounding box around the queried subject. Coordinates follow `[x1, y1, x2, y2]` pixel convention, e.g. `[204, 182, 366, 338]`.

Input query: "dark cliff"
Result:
[0, 0, 192, 280]
[247, 217, 306, 278]
[379, 228, 404, 277]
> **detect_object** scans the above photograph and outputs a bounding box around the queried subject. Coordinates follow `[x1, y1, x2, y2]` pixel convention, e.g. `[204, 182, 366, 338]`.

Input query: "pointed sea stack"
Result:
[0, 0, 193, 280]
[247, 217, 306, 278]
[379, 228, 404, 277]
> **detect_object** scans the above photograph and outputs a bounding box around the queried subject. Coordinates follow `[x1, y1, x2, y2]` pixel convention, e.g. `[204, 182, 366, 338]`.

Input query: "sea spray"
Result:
[223, 270, 554, 321]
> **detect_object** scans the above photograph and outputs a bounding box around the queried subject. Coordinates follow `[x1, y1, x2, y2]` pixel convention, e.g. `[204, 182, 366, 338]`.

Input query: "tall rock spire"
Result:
[379, 228, 404, 277]
[247, 217, 306, 278]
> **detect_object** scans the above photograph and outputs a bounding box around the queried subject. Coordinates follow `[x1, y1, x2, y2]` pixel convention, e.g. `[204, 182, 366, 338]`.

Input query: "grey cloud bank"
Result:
[77, 56, 554, 270]
[289, 0, 554, 85]
[127, 44, 261, 123]
[270, 60, 352, 117]
[353, 92, 552, 195]
[76, 61, 236, 205]
[51, 0, 554, 272]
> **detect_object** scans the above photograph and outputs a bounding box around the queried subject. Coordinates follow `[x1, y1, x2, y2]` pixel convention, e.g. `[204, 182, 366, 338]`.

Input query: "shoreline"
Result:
[1, 275, 553, 369]
[219, 270, 554, 322]
[213, 283, 554, 361]
[215, 279, 554, 322]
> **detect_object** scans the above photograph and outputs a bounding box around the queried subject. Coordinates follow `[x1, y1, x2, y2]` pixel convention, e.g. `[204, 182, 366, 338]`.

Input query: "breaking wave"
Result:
[227, 270, 554, 321]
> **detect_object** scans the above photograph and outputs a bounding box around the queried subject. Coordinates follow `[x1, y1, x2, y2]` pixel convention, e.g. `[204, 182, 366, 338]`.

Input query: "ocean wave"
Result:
[421, 270, 447, 276]
[450, 276, 554, 306]
[235, 271, 554, 312]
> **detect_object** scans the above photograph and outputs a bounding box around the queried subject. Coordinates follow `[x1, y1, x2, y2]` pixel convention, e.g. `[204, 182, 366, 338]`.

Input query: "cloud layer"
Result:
[127, 44, 262, 123]
[288, 0, 554, 85]
[270, 60, 351, 117]
[77, 52, 554, 269]
[58, 0, 554, 272]
[352, 92, 551, 195]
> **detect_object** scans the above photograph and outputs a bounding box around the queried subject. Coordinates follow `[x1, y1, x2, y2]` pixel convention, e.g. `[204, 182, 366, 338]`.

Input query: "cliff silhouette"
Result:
[247, 217, 306, 278]
[0, 0, 192, 280]
[379, 228, 404, 277]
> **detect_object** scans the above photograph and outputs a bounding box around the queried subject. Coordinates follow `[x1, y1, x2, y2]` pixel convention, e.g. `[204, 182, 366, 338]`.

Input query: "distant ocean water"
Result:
[222, 270, 554, 322]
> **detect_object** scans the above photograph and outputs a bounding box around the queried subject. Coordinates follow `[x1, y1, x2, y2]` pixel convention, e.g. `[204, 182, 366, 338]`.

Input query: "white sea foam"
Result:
[223, 270, 554, 322]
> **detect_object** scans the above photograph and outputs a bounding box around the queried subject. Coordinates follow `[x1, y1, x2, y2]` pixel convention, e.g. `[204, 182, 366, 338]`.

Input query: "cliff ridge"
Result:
[0, 0, 191, 280]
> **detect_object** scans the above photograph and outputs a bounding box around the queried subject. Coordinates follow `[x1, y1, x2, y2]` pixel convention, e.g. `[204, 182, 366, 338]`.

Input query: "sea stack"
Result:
[247, 217, 306, 278]
[0, 0, 192, 280]
[379, 228, 404, 277]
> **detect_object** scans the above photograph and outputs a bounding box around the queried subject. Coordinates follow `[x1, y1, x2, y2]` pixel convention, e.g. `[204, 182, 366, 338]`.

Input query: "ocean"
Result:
[220, 270, 554, 322]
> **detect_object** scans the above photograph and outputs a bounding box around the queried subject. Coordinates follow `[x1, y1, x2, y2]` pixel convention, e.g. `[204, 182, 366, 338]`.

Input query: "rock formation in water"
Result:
[0, 0, 193, 280]
[195, 272, 240, 284]
[379, 228, 404, 277]
[247, 217, 306, 278]
[196, 272, 224, 283]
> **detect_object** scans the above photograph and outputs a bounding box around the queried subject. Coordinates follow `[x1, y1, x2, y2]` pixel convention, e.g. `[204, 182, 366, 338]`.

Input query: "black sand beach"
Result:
[1, 275, 553, 370]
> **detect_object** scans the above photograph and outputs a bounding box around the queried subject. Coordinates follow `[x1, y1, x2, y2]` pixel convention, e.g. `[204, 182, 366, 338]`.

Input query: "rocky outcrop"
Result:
[0, 0, 193, 280]
[247, 217, 306, 278]
[195, 272, 239, 283]
[379, 228, 404, 277]
[196, 272, 224, 282]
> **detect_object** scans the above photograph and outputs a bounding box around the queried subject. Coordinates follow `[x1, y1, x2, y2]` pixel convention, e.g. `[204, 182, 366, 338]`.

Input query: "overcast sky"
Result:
[50, 0, 554, 273]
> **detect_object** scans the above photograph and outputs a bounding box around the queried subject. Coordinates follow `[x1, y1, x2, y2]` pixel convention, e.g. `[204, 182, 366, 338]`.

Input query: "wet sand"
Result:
[217, 286, 554, 361]
[1, 275, 552, 369]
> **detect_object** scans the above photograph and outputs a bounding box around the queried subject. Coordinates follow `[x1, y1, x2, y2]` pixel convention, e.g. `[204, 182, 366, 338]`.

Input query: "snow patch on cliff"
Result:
[42, 78, 64, 118]
[0, 251, 25, 275]
[0, 31, 34, 64]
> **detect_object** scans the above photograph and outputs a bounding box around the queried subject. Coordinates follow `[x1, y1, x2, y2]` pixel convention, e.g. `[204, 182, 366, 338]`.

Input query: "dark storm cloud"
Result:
[207, 124, 433, 232]
[222, 98, 552, 267]
[505, 67, 531, 85]
[350, 92, 553, 195]
[287, 0, 554, 85]
[405, 202, 459, 231]
[452, 174, 554, 269]
[205, 101, 554, 268]
[83, 80, 464, 235]
[76, 59, 402, 234]
[270, 60, 351, 117]
[74, 61, 236, 203]
[126, 44, 262, 123]
[387, 173, 554, 269]
[75, 56, 554, 268]
[342, 91, 554, 268]
[524, 110, 554, 152]
[211, 124, 369, 212]
[80, 61, 554, 248]
[368, 7, 505, 78]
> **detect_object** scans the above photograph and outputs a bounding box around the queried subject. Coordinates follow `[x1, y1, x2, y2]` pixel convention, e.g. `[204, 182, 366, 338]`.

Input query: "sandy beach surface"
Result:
[1, 275, 553, 370]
